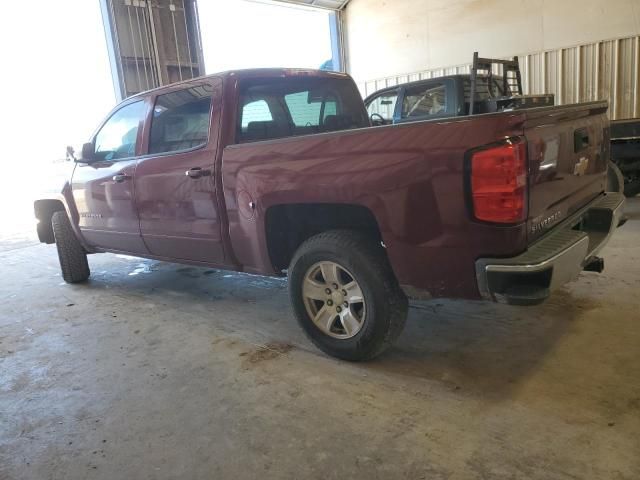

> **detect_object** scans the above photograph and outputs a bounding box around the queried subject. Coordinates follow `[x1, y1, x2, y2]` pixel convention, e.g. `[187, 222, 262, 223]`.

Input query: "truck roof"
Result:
[363, 74, 511, 103]
[365, 73, 515, 92]
[129, 68, 352, 99]
[363, 75, 470, 102]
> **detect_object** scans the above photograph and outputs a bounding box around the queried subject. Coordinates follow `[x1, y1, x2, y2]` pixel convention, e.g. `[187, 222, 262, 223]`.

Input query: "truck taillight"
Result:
[469, 139, 527, 224]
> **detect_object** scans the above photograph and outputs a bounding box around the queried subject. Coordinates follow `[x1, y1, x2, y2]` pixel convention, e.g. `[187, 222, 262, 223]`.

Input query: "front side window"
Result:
[94, 101, 145, 161]
[149, 85, 213, 154]
[366, 91, 398, 124]
[401, 83, 447, 119]
[236, 77, 368, 143]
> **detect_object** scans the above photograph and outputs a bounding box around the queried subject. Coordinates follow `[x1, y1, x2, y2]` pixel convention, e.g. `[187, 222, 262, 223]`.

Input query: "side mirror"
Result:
[80, 142, 95, 162]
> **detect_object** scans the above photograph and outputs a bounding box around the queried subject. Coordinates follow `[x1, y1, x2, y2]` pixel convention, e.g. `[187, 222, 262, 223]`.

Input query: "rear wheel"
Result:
[623, 178, 640, 197]
[52, 211, 90, 283]
[288, 230, 408, 361]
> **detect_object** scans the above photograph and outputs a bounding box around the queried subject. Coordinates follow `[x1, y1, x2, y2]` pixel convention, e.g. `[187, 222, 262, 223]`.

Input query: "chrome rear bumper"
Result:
[475, 192, 625, 305]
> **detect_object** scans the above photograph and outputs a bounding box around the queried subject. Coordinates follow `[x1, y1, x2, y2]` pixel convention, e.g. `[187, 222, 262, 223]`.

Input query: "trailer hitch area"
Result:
[583, 256, 605, 273]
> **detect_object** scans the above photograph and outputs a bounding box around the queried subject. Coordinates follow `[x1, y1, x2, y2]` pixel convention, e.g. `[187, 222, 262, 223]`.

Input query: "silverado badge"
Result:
[531, 211, 562, 234]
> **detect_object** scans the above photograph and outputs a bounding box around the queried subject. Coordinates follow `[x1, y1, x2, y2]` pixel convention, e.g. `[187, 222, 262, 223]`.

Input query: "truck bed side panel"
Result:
[222, 114, 528, 299]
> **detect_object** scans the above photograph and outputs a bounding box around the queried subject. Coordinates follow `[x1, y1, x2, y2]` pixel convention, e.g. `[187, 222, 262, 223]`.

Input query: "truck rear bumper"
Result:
[475, 192, 625, 305]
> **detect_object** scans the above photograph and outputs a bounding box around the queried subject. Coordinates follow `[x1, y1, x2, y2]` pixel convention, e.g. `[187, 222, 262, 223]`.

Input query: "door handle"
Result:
[185, 167, 211, 179]
[112, 173, 130, 183]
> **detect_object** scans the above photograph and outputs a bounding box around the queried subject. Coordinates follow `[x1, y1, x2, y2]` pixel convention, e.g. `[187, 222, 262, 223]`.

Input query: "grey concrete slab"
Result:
[1, 199, 639, 479]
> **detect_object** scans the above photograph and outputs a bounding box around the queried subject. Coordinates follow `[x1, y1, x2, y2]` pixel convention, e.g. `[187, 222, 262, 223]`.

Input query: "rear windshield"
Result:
[236, 77, 369, 144]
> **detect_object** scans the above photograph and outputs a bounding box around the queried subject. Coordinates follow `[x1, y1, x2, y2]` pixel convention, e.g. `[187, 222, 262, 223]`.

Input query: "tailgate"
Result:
[524, 101, 609, 243]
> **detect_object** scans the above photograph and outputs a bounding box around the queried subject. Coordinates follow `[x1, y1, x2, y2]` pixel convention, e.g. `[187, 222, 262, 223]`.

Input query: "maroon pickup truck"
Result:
[35, 68, 625, 361]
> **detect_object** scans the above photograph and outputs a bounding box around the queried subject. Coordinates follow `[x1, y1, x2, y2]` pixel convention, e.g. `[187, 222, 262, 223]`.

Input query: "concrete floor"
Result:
[1, 199, 639, 480]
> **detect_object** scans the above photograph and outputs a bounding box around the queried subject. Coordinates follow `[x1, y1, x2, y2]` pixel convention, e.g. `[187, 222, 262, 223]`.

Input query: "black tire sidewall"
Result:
[623, 181, 640, 198]
[289, 237, 397, 361]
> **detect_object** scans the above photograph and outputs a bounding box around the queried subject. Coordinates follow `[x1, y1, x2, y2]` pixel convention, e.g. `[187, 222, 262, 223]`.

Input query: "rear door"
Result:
[524, 101, 609, 242]
[71, 99, 148, 254]
[134, 78, 226, 264]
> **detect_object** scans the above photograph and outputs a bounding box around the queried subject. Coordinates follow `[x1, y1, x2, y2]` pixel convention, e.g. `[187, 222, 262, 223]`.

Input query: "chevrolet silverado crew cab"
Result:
[35, 68, 625, 361]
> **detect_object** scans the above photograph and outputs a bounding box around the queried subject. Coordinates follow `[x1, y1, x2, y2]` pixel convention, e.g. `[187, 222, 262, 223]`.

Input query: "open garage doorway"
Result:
[197, 0, 340, 73]
[0, 0, 115, 249]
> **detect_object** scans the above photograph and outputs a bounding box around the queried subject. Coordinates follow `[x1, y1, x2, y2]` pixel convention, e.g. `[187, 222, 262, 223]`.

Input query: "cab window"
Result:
[236, 77, 368, 143]
[401, 83, 447, 119]
[94, 101, 145, 161]
[149, 85, 213, 154]
[283, 91, 339, 128]
[241, 100, 273, 128]
[366, 90, 398, 125]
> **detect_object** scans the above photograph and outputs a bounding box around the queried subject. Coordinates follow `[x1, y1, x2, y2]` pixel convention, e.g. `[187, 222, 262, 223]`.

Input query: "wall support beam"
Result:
[329, 11, 345, 72]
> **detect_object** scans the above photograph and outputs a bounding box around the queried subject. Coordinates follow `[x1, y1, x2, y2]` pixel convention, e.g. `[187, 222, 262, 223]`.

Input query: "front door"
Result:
[72, 99, 148, 254]
[134, 79, 225, 264]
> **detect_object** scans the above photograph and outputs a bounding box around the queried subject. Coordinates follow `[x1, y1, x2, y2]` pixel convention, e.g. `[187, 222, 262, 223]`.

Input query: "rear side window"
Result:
[401, 83, 447, 119]
[149, 85, 212, 154]
[236, 77, 368, 143]
[366, 90, 398, 123]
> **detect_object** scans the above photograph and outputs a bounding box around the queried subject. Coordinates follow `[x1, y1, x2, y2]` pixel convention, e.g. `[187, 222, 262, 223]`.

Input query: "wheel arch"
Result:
[34, 198, 66, 244]
[264, 202, 385, 272]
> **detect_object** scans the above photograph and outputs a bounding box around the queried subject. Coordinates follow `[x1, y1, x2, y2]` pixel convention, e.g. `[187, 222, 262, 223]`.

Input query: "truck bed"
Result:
[222, 100, 610, 299]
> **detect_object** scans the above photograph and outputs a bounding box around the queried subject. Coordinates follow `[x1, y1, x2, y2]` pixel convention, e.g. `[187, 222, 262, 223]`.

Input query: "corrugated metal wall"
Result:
[362, 35, 640, 120]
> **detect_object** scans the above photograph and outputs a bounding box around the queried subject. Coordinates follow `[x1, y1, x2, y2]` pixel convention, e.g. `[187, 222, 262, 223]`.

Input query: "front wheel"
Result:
[288, 230, 408, 361]
[52, 211, 90, 283]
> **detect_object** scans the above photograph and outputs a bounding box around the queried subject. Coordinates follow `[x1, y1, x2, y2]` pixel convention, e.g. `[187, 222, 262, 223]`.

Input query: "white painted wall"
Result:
[344, 0, 640, 85]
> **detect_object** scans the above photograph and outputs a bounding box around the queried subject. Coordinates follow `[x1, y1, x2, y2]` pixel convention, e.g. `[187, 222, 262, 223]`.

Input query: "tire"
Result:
[51, 211, 90, 283]
[607, 161, 624, 194]
[623, 179, 640, 198]
[288, 230, 408, 361]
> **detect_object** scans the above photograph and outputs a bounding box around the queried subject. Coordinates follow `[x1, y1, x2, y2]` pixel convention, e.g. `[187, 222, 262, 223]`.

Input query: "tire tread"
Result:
[52, 211, 90, 283]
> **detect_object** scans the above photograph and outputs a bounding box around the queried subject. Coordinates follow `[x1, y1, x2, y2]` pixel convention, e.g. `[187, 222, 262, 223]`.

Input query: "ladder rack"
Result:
[469, 52, 523, 115]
